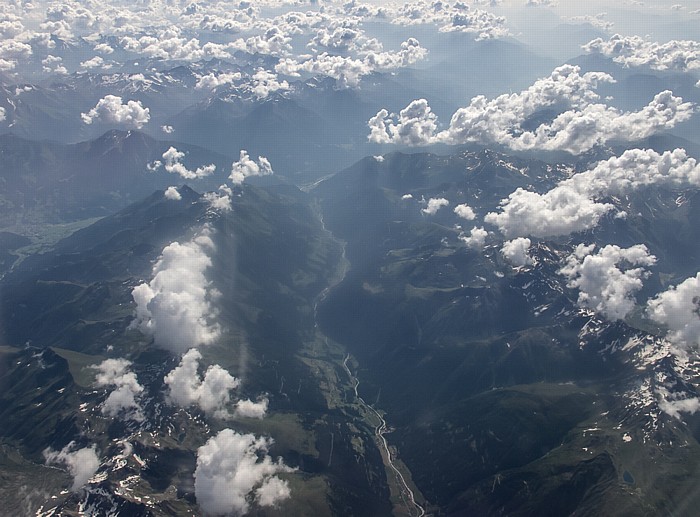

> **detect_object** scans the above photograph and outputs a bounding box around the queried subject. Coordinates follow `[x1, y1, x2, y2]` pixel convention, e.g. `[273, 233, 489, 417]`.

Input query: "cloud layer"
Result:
[485, 148, 700, 238]
[368, 65, 694, 154]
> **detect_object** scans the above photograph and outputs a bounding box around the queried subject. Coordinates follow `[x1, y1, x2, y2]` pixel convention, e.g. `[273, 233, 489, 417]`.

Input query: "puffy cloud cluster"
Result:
[204, 184, 234, 212]
[501, 237, 533, 267]
[195, 71, 242, 90]
[584, 35, 700, 71]
[559, 244, 656, 320]
[164, 348, 240, 418]
[368, 65, 694, 154]
[81, 95, 150, 129]
[421, 197, 449, 215]
[44, 443, 100, 491]
[459, 226, 489, 249]
[230, 150, 274, 185]
[164, 186, 182, 200]
[160, 147, 216, 180]
[387, 1, 509, 40]
[276, 38, 427, 89]
[0, 106, 5, 123]
[648, 273, 700, 349]
[131, 227, 221, 354]
[368, 98, 438, 146]
[235, 398, 269, 419]
[248, 69, 289, 99]
[195, 429, 292, 516]
[454, 203, 476, 220]
[485, 148, 700, 238]
[93, 358, 144, 421]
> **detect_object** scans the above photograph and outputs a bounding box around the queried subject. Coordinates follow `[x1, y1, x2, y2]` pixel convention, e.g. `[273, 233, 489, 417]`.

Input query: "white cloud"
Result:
[164, 348, 240, 418]
[164, 186, 182, 200]
[248, 69, 289, 99]
[93, 358, 144, 421]
[368, 66, 694, 154]
[276, 38, 427, 89]
[559, 244, 656, 320]
[204, 184, 234, 212]
[131, 227, 221, 354]
[80, 55, 106, 70]
[485, 148, 700, 238]
[161, 125, 174, 134]
[401, 193, 414, 200]
[81, 95, 150, 129]
[42, 54, 67, 74]
[0, 107, 5, 122]
[656, 384, 700, 419]
[195, 429, 293, 516]
[386, 2, 509, 40]
[373, 155, 385, 162]
[256, 476, 291, 508]
[235, 398, 269, 419]
[161, 146, 216, 180]
[44, 443, 99, 491]
[195, 71, 242, 90]
[369, 99, 438, 146]
[648, 272, 700, 349]
[501, 237, 533, 266]
[454, 203, 476, 220]
[230, 150, 273, 185]
[459, 226, 488, 249]
[584, 35, 700, 71]
[422, 197, 449, 215]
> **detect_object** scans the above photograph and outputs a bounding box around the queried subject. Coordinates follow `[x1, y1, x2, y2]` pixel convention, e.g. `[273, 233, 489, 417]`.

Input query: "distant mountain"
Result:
[0, 129, 232, 229]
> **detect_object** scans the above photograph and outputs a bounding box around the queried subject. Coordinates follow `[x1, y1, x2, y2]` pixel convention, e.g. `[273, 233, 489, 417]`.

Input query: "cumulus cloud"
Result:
[368, 65, 694, 154]
[648, 273, 700, 349]
[501, 237, 533, 266]
[204, 184, 234, 212]
[584, 35, 700, 71]
[459, 226, 488, 249]
[93, 358, 144, 421]
[81, 95, 150, 129]
[559, 244, 656, 320]
[235, 398, 269, 419]
[44, 443, 100, 491]
[368, 99, 438, 146]
[422, 197, 449, 215]
[164, 348, 240, 418]
[195, 71, 242, 90]
[276, 38, 427, 89]
[131, 227, 221, 354]
[485, 148, 700, 238]
[656, 384, 700, 419]
[195, 429, 293, 516]
[161, 147, 216, 180]
[385, 1, 509, 40]
[164, 186, 182, 200]
[230, 150, 274, 185]
[248, 69, 289, 99]
[0, 107, 5, 122]
[454, 203, 476, 220]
